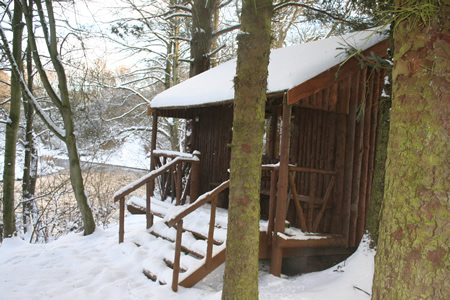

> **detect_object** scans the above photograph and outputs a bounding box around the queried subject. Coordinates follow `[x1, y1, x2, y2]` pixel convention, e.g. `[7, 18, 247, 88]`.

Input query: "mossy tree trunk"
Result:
[2, 1, 23, 239]
[366, 96, 391, 248]
[372, 1, 449, 299]
[222, 0, 272, 299]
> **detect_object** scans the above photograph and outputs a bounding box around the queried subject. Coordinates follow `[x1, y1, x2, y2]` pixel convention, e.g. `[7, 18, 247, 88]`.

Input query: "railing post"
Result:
[172, 220, 183, 292]
[267, 168, 278, 246]
[206, 196, 217, 270]
[146, 182, 153, 229]
[176, 163, 182, 205]
[271, 100, 291, 276]
[189, 151, 201, 203]
[119, 197, 125, 243]
[149, 110, 158, 196]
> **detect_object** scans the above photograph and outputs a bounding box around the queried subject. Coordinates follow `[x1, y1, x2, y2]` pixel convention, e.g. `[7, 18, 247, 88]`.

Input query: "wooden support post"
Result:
[149, 110, 158, 196]
[172, 219, 183, 292]
[176, 163, 182, 205]
[190, 151, 201, 203]
[267, 168, 278, 245]
[270, 98, 291, 276]
[119, 197, 125, 243]
[146, 182, 153, 229]
[206, 196, 217, 270]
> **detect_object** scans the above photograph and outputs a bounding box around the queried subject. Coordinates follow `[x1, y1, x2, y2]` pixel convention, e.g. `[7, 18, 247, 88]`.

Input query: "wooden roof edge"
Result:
[150, 91, 286, 113]
[151, 99, 233, 112]
[287, 39, 390, 106]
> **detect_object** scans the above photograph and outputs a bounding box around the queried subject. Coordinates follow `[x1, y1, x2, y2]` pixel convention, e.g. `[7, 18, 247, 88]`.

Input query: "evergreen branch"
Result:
[273, 2, 358, 27]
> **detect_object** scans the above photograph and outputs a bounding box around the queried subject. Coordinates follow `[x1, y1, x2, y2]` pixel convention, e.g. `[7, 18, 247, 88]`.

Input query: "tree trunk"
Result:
[2, 1, 23, 239]
[366, 95, 390, 248]
[222, 0, 272, 299]
[65, 132, 96, 235]
[22, 43, 39, 234]
[20, 0, 96, 235]
[189, 0, 219, 77]
[372, 1, 449, 299]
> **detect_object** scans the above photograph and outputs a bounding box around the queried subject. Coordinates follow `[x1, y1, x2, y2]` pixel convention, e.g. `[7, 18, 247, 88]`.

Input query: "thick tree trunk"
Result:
[222, 0, 272, 299]
[2, 1, 23, 239]
[366, 96, 390, 248]
[372, 1, 449, 299]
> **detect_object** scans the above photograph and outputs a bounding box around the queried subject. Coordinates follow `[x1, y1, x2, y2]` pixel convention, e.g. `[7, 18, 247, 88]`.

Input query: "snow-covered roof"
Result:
[151, 28, 388, 109]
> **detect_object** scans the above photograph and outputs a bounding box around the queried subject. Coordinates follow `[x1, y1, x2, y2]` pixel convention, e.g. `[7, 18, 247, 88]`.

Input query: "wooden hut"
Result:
[116, 28, 389, 287]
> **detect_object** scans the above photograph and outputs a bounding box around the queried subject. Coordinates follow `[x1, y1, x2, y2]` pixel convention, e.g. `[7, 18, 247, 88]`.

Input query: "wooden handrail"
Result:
[115, 154, 200, 243]
[166, 180, 230, 228]
[168, 180, 229, 291]
[113, 156, 199, 202]
[289, 166, 337, 175]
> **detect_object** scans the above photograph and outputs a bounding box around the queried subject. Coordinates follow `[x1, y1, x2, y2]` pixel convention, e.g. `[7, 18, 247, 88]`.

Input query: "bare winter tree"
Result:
[0, 0, 96, 235]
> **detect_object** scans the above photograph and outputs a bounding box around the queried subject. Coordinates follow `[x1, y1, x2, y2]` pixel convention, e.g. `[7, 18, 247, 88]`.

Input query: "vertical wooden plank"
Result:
[331, 112, 346, 233]
[342, 74, 358, 243]
[307, 172, 317, 231]
[304, 110, 313, 193]
[297, 108, 306, 193]
[349, 69, 367, 247]
[329, 82, 339, 112]
[324, 112, 337, 232]
[317, 111, 324, 197]
[270, 99, 292, 276]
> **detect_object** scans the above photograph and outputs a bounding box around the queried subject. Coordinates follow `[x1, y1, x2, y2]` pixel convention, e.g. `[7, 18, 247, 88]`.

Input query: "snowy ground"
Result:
[0, 213, 375, 300]
[1, 133, 375, 299]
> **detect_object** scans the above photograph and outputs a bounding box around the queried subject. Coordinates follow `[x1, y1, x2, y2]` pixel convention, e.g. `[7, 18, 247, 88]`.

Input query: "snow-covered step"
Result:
[127, 196, 174, 218]
[150, 222, 208, 258]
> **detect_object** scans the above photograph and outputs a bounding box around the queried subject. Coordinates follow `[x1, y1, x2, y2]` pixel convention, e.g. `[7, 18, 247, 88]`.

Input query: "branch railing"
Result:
[165, 180, 230, 292]
[113, 151, 201, 243]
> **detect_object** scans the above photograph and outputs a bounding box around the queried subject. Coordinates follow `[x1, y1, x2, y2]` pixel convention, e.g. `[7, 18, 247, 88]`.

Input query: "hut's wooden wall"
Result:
[289, 67, 384, 247]
[191, 105, 234, 196]
[154, 65, 385, 248]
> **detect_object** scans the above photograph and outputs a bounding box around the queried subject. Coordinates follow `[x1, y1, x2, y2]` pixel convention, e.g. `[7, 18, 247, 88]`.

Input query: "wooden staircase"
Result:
[126, 195, 228, 289]
[114, 151, 348, 291]
[115, 160, 230, 291]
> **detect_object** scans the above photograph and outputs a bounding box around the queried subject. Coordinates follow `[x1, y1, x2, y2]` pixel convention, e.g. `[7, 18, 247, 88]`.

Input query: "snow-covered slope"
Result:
[0, 213, 376, 299]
